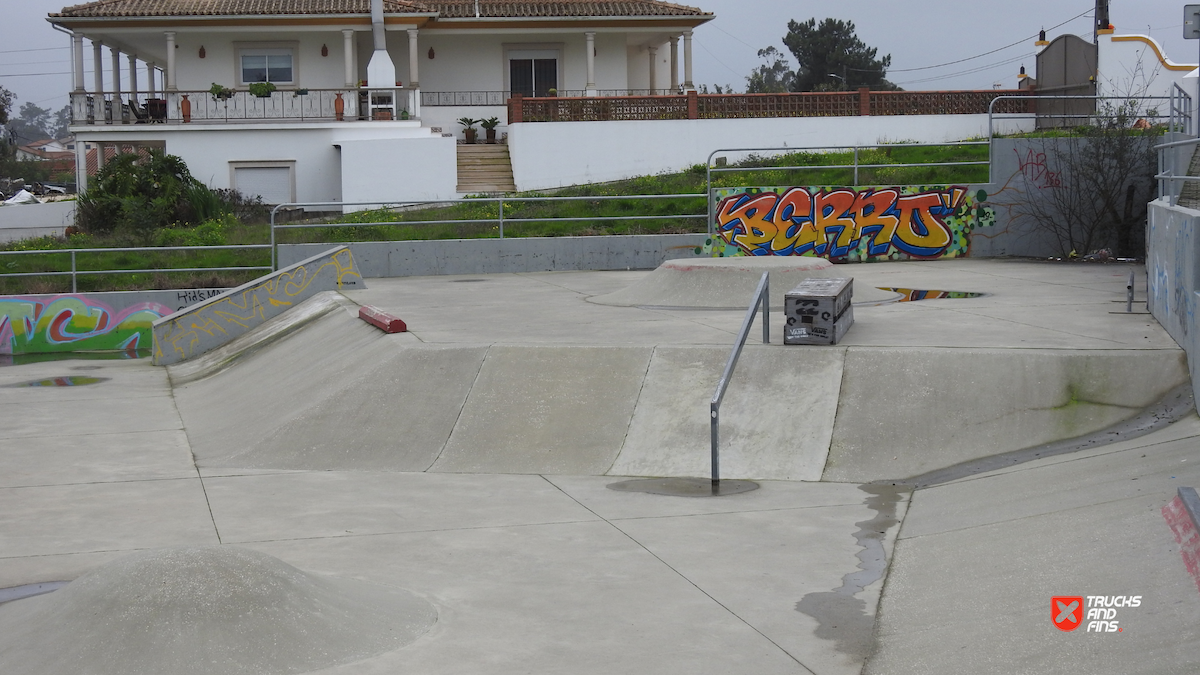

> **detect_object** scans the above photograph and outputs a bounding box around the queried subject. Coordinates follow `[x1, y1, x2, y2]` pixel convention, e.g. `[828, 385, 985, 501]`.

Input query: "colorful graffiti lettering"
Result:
[0, 295, 171, 355]
[710, 186, 991, 261]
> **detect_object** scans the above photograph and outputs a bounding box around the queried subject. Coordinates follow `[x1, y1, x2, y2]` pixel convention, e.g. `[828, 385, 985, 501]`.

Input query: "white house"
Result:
[48, 0, 714, 205]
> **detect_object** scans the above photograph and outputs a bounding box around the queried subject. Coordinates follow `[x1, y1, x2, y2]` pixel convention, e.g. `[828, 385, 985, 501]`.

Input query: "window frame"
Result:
[503, 43, 563, 96]
[234, 41, 300, 87]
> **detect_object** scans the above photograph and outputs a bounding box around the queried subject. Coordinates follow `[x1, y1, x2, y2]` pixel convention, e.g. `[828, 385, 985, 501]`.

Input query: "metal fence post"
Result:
[71, 250, 76, 293]
[498, 199, 505, 239]
[853, 146, 859, 186]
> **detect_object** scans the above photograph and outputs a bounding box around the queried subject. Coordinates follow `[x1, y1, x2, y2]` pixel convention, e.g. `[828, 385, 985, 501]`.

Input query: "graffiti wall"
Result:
[153, 246, 364, 366]
[0, 295, 171, 355]
[707, 185, 993, 261]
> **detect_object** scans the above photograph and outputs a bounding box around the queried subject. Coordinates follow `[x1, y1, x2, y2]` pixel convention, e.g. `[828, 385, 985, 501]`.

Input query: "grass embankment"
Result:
[0, 144, 988, 294]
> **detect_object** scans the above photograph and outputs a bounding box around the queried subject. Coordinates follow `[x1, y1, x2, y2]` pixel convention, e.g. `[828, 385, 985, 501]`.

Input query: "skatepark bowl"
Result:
[1, 257, 1198, 674]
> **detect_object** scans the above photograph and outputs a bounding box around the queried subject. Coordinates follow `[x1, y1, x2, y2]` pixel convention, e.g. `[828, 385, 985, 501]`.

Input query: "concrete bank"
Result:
[171, 296, 1188, 482]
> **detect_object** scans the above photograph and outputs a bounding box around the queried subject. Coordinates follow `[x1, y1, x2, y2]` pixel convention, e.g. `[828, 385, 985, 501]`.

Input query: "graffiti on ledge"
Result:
[705, 185, 993, 261]
[0, 295, 171, 355]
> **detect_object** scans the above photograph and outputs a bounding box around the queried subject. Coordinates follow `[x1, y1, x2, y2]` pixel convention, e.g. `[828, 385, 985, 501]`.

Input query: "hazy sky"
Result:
[0, 0, 1194, 114]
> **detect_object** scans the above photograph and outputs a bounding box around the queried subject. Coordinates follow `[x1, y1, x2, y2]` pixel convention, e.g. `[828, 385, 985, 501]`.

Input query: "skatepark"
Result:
[1, 256, 1199, 674]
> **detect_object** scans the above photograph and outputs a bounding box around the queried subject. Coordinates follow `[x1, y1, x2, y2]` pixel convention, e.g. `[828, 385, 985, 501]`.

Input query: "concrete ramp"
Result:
[170, 304, 1190, 482]
[588, 257, 899, 308]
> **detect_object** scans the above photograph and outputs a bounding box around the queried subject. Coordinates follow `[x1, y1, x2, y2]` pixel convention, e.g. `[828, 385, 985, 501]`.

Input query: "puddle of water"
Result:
[878, 288, 987, 302]
[0, 351, 149, 367]
[795, 483, 909, 660]
[5, 376, 110, 387]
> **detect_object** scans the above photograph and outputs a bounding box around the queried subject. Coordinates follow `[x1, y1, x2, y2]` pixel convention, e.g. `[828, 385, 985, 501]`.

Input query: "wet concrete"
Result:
[795, 483, 909, 660]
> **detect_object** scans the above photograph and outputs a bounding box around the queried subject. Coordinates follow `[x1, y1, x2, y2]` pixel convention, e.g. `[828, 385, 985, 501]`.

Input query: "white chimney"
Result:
[366, 0, 396, 87]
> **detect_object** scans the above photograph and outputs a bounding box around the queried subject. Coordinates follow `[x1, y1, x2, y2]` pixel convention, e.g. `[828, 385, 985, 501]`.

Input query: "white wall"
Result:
[173, 31, 353, 91]
[337, 136, 459, 208]
[422, 105, 510, 141]
[508, 114, 1035, 192]
[0, 201, 74, 242]
[1097, 33, 1198, 100]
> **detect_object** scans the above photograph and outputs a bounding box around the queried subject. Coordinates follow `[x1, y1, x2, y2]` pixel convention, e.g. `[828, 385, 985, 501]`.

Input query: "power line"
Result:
[0, 72, 73, 78]
[895, 52, 1034, 86]
[850, 7, 1092, 74]
[0, 46, 70, 55]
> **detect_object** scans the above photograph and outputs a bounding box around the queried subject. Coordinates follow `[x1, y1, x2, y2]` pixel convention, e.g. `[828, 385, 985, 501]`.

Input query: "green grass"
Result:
[0, 143, 989, 294]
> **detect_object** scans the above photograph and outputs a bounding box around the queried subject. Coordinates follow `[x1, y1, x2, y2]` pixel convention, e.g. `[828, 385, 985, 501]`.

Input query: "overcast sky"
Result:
[0, 0, 1194, 114]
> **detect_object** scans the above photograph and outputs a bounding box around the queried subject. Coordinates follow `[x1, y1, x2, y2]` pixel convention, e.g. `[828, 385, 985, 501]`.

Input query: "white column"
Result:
[342, 29, 356, 87]
[147, 63, 156, 96]
[92, 40, 104, 95]
[683, 29, 694, 91]
[111, 47, 123, 124]
[165, 32, 177, 90]
[648, 46, 658, 93]
[407, 29, 420, 118]
[585, 31, 597, 95]
[75, 138, 88, 193]
[72, 34, 85, 92]
[128, 53, 138, 98]
[669, 37, 679, 92]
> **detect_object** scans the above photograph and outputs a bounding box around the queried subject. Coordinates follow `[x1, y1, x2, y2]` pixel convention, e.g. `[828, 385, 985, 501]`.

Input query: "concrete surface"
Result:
[1, 258, 1197, 675]
[588, 256, 899, 307]
[0, 200, 73, 243]
[0, 546, 436, 675]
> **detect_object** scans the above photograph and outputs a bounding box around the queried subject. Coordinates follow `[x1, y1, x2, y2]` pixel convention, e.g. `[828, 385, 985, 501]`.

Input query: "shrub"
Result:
[76, 150, 229, 238]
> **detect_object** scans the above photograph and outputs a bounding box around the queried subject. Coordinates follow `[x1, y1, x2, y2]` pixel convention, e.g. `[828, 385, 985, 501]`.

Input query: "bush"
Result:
[76, 150, 229, 238]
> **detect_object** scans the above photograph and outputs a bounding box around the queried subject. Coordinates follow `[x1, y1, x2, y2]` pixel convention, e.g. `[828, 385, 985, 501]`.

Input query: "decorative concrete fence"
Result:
[153, 246, 363, 366]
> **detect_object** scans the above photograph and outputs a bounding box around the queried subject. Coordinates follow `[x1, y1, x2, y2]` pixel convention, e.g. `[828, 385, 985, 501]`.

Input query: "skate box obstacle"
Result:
[784, 277, 853, 345]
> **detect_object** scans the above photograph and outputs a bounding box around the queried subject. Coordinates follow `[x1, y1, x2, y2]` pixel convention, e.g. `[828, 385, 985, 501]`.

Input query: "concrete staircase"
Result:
[456, 144, 517, 194]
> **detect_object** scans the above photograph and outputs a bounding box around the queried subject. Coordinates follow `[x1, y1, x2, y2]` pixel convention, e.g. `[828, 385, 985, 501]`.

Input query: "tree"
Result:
[1011, 99, 1160, 257]
[76, 150, 227, 237]
[0, 86, 13, 125]
[781, 18, 898, 92]
[5, 102, 54, 145]
[746, 47, 795, 93]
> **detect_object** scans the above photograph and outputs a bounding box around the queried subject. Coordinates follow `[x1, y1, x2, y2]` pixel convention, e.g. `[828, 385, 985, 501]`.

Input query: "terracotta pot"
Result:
[334, 92, 344, 121]
[181, 94, 191, 123]
[486, 129, 497, 144]
[464, 128, 477, 144]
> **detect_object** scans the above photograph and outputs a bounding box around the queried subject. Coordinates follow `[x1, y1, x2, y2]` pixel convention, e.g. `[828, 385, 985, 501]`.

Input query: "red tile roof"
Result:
[429, 1, 708, 18]
[52, 0, 707, 18]
[53, 0, 433, 18]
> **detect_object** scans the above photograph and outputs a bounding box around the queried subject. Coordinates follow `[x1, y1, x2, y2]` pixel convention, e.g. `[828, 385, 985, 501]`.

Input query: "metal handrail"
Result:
[269, 194, 708, 270]
[0, 244, 271, 293]
[710, 271, 770, 489]
[1155, 136, 1200, 205]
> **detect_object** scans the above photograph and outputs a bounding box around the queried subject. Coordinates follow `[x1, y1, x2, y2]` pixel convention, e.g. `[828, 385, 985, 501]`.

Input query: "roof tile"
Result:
[53, 0, 708, 18]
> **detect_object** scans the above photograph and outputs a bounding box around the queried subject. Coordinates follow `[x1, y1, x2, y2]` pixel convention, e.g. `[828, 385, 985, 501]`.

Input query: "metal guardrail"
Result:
[268, 194, 708, 270]
[0, 244, 272, 292]
[1155, 135, 1200, 206]
[702, 141, 991, 236]
[710, 271, 769, 489]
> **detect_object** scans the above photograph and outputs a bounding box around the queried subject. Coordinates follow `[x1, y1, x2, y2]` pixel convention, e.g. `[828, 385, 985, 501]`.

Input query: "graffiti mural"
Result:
[707, 185, 993, 261]
[0, 295, 171, 355]
[153, 247, 363, 366]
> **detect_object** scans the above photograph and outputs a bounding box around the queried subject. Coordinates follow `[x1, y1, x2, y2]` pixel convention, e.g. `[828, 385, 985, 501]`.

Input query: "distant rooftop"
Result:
[52, 0, 708, 18]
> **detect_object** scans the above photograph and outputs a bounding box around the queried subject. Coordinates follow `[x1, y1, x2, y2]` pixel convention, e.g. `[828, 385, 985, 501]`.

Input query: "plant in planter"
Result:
[480, 116, 500, 144]
[546, 88, 558, 97]
[458, 117, 479, 144]
[208, 83, 234, 101]
[248, 82, 277, 98]
[292, 88, 309, 97]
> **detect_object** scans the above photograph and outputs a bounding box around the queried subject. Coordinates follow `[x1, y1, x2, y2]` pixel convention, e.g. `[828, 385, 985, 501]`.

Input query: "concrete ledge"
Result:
[277, 234, 706, 278]
[1180, 487, 1200, 533]
[358, 305, 407, 333]
[152, 246, 364, 366]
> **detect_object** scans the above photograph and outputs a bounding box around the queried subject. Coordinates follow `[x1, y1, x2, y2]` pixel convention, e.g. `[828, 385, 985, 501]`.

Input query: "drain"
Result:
[451, 279, 487, 283]
[5, 376, 110, 387]
[606, 477, 759, 497]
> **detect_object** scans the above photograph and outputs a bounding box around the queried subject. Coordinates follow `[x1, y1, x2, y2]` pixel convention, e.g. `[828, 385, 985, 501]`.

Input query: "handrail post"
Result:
[498, 198, 505, 239]
[710, 272, 770, 490]
[71, 250, 76, 293]
[853, 146, 859, 186]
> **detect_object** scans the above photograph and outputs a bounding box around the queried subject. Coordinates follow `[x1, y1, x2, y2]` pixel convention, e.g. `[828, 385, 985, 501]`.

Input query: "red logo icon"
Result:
[1052, 596, 1084, 631]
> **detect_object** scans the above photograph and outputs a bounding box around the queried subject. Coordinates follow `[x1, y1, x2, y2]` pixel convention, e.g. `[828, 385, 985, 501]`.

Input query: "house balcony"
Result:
[69, 88, 418, 126]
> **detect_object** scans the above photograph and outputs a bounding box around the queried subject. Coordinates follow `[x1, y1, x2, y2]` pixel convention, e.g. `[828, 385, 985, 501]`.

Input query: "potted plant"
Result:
[292, 88, 309, 97]
[208, 83, 234, 101]
[546, 88, 558, 97]
[458, 117, 479, 144]
[248, 82, 277, 98]
[480, 116, 500, 144]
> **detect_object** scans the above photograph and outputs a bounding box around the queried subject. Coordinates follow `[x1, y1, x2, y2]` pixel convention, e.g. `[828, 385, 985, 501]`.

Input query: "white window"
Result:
[235, 42, 299, 86]
[230, 161, 295, 205]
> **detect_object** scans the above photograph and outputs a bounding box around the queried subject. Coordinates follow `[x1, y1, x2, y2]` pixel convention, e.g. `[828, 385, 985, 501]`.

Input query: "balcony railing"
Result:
[420, 89, 679, 107]
[70, 88, 421, 125]
[509, 89, 1035, 123]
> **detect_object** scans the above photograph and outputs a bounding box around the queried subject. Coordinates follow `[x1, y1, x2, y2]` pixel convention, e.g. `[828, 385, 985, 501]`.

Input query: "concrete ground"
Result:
[1, 259, 1198, 674]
